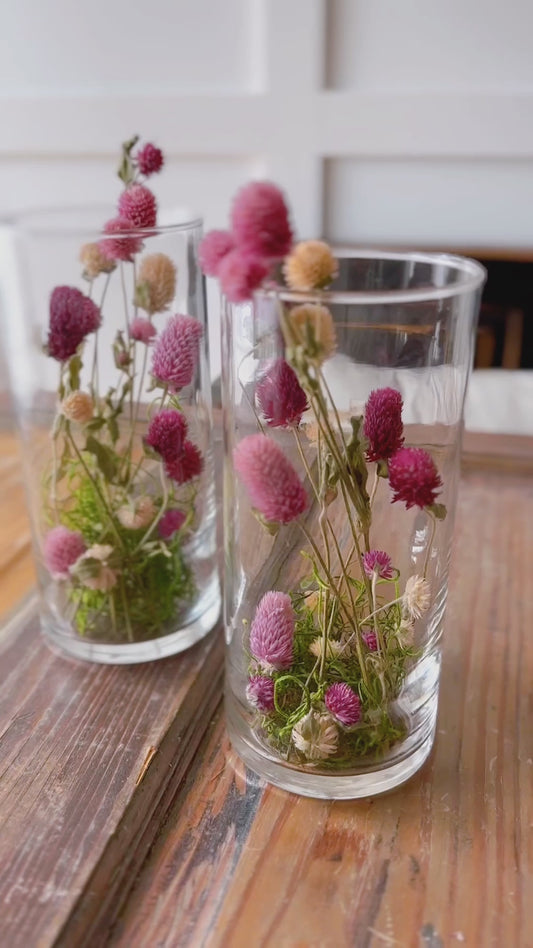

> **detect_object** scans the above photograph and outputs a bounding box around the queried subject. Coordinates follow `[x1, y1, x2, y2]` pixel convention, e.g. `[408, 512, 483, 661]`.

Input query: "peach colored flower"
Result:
[117, 496, 155, 530]
[78, 544, 117, 592]
[79, 242, 116, 279]
[284, 303, 336, 365]
[135, 253, 176, 314]
[283, 240, 338, 291]
[61, 391, 94, 424]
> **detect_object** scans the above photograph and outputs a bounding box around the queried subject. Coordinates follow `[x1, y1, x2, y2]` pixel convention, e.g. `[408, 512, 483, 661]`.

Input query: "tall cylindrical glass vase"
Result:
[4, 208, 220, 663]
[222, 250, 485, 798]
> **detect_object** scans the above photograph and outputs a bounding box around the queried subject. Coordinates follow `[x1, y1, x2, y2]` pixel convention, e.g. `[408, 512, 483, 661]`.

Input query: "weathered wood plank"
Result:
[108, 463, 533, 948]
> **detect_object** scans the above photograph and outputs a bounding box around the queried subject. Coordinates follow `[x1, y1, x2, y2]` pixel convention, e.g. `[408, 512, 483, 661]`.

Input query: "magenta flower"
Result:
[363, 387, 404, 462]
[46, 286, 101, 361]
[325, 683, 361, 726]
[43, 526, 86, 580]
[218, 250, 268, 303]
[158, 508, 186, 539]
[165, 441, 203, 485]
[137, 142, 164, 176]
[363, 631, 378, 652]
[388, 447, 443, 510]
[99, 216, 143, 263]
[118, 183, 157, 229]
[198, 229, 235, 277]
[363, 550, 394, 580]
[234, 434, 308, 524]
[145, 408, 187, 462]
[151, 315, 203, 392]
[231, 181, 293, 259]
[249, 591, 295, 670]
[246, 675, 275, 712]
[256, 359, 308, 428]
[130, 317, 156, 344]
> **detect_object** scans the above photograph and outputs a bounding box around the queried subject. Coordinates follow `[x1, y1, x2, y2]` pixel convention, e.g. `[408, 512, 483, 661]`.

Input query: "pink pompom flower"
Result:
[388, 447, 443, 510]
[363, 387, 404, 463]
[158, 508, 186, 539]
[256, 359, 308, 428]
[325, 682, 361, 726]
[363, 631, 378, 652]
[99, 216, 143, 263]
[249, 591, 295, 670]
[46, 286, 101, 362]
[234, 434, 308, 524]
[198, 229, 235, 277]
[145, 408, 187, 462]
[218, 249, 268, 303]
[246, 675, 275, 712]
[43, 526, 87, 580]
[130, 317, 156, 344]
[118, 183, 157, 229]
[231, 181, 293, 259]
[363, 550, 394, 580]
[137, 142, 164, 176]
[165, 441, 203, 485]
[151, 314, 203, 392]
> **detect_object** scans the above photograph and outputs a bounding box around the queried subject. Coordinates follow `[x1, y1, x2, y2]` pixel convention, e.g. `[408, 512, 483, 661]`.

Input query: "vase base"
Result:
[41, 582, 221, 665]
[225, 690, 438, 800]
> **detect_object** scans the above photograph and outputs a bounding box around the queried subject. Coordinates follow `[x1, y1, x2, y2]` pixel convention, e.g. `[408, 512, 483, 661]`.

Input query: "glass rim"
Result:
[256, 247, 487, 306]
[8, 203, 203, 238]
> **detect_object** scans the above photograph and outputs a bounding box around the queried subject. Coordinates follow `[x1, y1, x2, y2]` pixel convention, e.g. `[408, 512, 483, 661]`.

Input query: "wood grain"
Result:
[108, 462, 533, 948]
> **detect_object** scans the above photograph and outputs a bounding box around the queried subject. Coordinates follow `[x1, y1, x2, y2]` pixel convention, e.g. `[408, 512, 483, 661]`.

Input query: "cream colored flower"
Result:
[61, 391, 94, 424]
[403, 576, 431, 620]
[117, 495, 155, 530]
[283, 240, 338, 291]
[292, 711, 338, 760]
[135, 253, 177, 314]
[284, 304, 336, 365]
[397, 619, 415, 647]
[80, 242, 116, 278]
[78, 544, 117, 592]
[309, 636, 343, 661]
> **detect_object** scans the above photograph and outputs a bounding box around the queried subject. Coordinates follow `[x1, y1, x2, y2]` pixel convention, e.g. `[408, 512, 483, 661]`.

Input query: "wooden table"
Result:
[0, 428, 531, 948]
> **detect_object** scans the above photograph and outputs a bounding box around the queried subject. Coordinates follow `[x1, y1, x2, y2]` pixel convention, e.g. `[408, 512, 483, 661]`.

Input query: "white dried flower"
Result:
[77, 544, 117, 592]
[309, 637, 343, 661]
[403, 575, 431, 620]
[292, 710, 338, 761]
[117, 495, 155, 530]
[397, 618, 415, 647]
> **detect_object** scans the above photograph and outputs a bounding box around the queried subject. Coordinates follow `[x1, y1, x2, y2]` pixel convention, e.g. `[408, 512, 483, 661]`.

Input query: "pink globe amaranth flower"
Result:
[246, 675, 275, 712]
[256, 359, 308, 428]
[145, 408, 187, 462]
[43, 526, 86, 580]
[47, 286, 101, 362]
[198, 229, 235, 277]
[363, 387, 404, 462]
[130, 317, 156, 344]
[363, 550, 394, 580]
[325, 682, 361, 727]
[234, 434, 308, 524]
[118, 183, 157, 229]
[231, 181, 293, 259]
[388, 447, 443, 510]
[158, 507, 186, 539]
[99, 216, 143, 263]
[218, 249, 268, 303]
[249, 591, 295, 670]
[165, 441, 204, 485]
[151, 314, 203, 392]
[363, 631, 378, 652]
[137, 142, 164, 176]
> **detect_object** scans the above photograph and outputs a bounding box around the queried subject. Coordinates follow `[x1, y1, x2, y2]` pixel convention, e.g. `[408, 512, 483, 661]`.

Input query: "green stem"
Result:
[65, 424, 125, 550]
[119, 575, 134, 642]
[423, 512, 437, 579]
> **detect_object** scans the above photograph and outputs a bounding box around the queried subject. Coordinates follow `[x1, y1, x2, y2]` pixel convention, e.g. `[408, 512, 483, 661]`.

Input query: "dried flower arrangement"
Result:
[42, 137, 205, 644]
[201, 182, 447, 767]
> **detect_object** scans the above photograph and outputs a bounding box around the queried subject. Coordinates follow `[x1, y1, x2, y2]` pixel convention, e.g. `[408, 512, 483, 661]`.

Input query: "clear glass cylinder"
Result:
[222, 250, 485, 799]
[3, 207, 220, 663]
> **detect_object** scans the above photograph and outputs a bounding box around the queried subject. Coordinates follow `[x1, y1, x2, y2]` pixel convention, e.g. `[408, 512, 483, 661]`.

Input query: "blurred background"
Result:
[1, 0, 532, 431]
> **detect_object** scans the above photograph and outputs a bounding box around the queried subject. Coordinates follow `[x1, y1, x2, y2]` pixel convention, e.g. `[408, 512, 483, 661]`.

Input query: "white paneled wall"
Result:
[1, 0, 533, 389]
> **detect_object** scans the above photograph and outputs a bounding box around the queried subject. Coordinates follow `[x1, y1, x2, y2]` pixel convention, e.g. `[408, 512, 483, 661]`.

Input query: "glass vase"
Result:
[222, 250, 485, 799]
[4, 208, 220, 663]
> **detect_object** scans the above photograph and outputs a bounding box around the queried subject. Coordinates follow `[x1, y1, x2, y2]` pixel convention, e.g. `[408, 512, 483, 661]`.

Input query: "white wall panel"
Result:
[325, 158, 533, 245]
[0, 0, 256, 94]
[326, 0, 533, 92]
